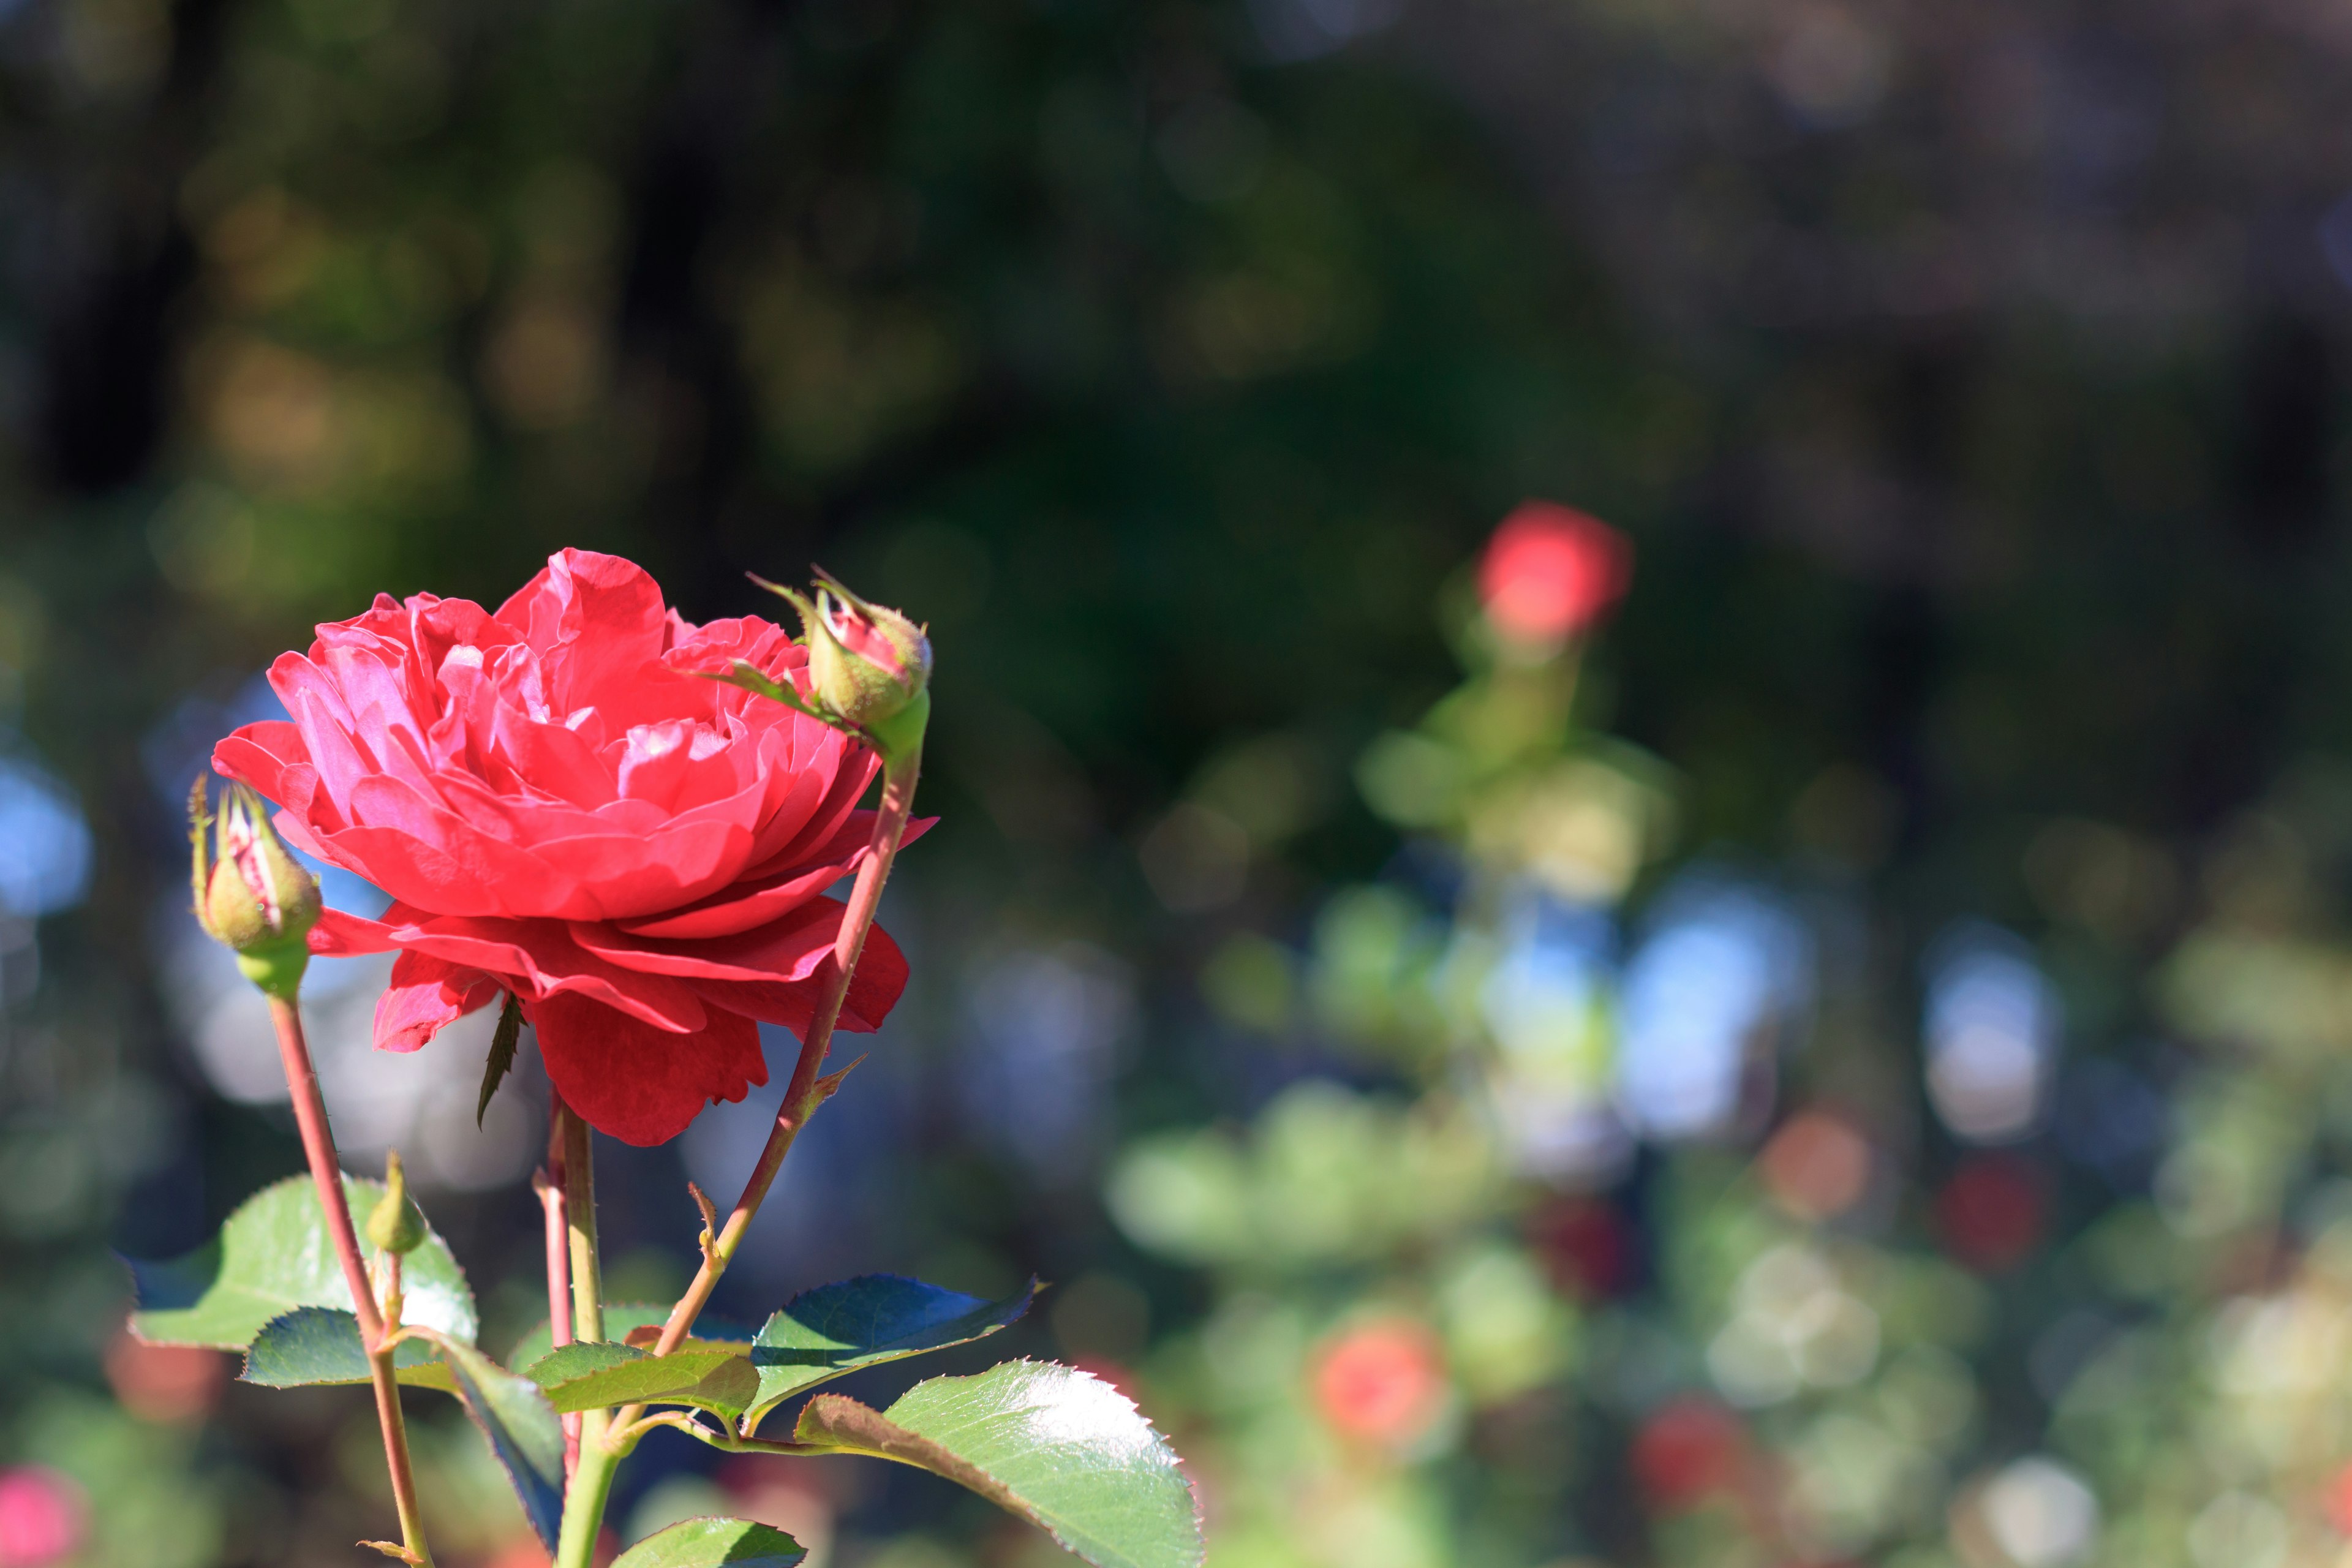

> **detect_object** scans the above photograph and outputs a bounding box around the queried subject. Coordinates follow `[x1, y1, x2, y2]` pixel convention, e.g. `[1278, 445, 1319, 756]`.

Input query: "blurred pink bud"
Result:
[0, 1468, 86, 1568]
[1477, 501, 1634, 644]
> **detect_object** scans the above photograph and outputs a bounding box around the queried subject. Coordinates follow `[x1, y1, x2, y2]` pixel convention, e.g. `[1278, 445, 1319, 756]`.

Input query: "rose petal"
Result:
[374, 951, 500, 1052]
[386, 915, 709, 1035]
[308, 905, 401, 957]
[677, 918, 909, 1036]
[529, 991, 766, 1147]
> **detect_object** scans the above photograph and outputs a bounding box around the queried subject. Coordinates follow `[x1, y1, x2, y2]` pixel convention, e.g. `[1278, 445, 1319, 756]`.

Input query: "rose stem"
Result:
[578, 747, 917, 1542]
[552, 1103, 619, 1568]
[604, 743, 921, 1458]
[538, 1095, 579, 1476]
[268, 995, 434, 1567]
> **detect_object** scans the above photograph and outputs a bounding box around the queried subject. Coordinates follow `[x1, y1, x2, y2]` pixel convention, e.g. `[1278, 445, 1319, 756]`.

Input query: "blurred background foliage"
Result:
[6, 0, 2352, 1564]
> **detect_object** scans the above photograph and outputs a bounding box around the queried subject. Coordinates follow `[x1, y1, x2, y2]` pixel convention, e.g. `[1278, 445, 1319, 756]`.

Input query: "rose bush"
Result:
[211, 548, 921, 1144]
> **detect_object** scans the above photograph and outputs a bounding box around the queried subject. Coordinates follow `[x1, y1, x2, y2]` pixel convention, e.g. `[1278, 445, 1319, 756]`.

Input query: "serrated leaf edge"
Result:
[609, 1515, 807, 1568]
[793, 1359, 1205, 1568]
[742, 1273, 1038, 1431]
[123, 1173, 478, 1349]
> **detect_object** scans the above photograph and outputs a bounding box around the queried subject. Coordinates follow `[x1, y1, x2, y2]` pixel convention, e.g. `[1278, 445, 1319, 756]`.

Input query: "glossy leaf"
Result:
[524, 1341, 759, 1419]
[420, 1329, 567, 1551]
[243, 1306, 456, 1393]
[611, 1517, 806, 1567]
[126, 1174, 475, 1350]
[795, 1360, 1200, 1568]
[744, 1274, 1036, 1431]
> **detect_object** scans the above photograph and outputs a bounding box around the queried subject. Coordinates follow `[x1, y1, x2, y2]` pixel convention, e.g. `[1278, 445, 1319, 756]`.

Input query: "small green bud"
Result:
[191, 778, 320, 998]
[366, 1151, 427, 1256]
[757, 570, 932, 732]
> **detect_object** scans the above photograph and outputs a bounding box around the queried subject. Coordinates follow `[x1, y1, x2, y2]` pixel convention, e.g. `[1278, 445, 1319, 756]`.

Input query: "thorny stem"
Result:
[552, 1101, 614, 1568]
[662, 745, 921, 1345]
[267, 996, 434, 1567]
[559, 1104, 604, 1346]
[611, 742, 923, 1442]
[537, 1101, 579, 1477]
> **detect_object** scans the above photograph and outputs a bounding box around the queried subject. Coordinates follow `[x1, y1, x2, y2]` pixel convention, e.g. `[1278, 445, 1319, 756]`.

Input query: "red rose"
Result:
[1476, 501, 1634, 644]
[211, 549, 924, 1146]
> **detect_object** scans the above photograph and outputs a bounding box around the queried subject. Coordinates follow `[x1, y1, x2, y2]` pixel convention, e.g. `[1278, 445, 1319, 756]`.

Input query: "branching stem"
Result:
[617, 742, 922, 1439]
[267, 995, 434, 1568]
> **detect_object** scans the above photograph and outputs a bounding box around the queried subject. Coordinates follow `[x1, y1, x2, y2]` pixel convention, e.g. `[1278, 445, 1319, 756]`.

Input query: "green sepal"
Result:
[232, 935, 311, 1000]
[522, 1341, 760, 1421]
[242, 1306, 457, 1392]
[794, 1360, 1200, 1568]
[708, 662, 860, 736]
[412, 1328, 565, 1551]
[611, 1518, 806, 1568]
[743, 1272, 1035, 1434]
[865, 688, 929, 770]
[126, 1174, 476, 1350]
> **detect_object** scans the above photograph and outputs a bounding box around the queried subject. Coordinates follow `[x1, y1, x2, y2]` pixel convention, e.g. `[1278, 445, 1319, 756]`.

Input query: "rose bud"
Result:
[759, 571, 932, 733]
[190, 776, 320, 997]
[365, 1150, 426, 1256]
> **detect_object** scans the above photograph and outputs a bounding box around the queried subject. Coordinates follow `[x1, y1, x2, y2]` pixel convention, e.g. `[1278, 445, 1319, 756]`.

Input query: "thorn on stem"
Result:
[359, 1542, 423, 1564]
[810, 1054, 868, 1107]
[688, 1181, 720, 1267]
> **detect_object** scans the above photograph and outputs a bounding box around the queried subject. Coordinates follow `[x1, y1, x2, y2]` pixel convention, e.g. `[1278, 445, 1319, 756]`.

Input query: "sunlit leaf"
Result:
[127, 1174, 475, 1350]
[243, 1306, 456, 1393]
[611, 1517, 805, 1567]
[523, 1341, 758, 1420]
[506, 1303, 754, 1373]
[795, 1360, 1200, 1568]
[745, 1273, 1037, 1433]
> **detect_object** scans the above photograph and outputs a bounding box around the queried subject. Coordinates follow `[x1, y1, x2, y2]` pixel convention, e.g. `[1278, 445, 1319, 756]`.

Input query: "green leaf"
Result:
[745, 1274, 1037, 1433]
[127, 1174, 476, 1350]
[417, 1329, 566, 1551]
[612, 1517, 805, 1567]
[522, 1341, 759, 1420]
[243, 1306, 456, 1393]
[795, 1360, 1200, 1568]
[505, 1303, 755, 1372]
[477, 993, 522, 1126]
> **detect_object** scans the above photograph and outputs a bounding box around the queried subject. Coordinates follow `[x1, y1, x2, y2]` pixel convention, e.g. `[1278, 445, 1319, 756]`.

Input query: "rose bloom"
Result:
[1476, 500, 1633, 644]
[213, 549, 924, 1145]
[1311, 1319, 1449, 1446]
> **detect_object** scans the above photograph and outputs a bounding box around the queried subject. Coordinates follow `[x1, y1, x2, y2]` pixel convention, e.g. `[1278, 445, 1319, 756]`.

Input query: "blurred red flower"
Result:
[1477, 502, 1634, 644]
[2326, 1461, 2352, 1535]
[1630, 1399, 1749, 1512]
[1758, 1109, 1874, 1223]
[104, 1327, 225, 1423]
[1936, 1155, 2045, 1273]
[213, 549, 923, 1145]
[1311, 1319, 1449, 1446]
[0, 1468, 84, 1568]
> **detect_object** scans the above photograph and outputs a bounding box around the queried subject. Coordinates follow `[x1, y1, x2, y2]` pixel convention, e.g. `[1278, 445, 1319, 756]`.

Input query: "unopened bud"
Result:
[366, 1152, 426, 1256]
[191, 778, 320, 997]
[760, 571, 932, 733]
